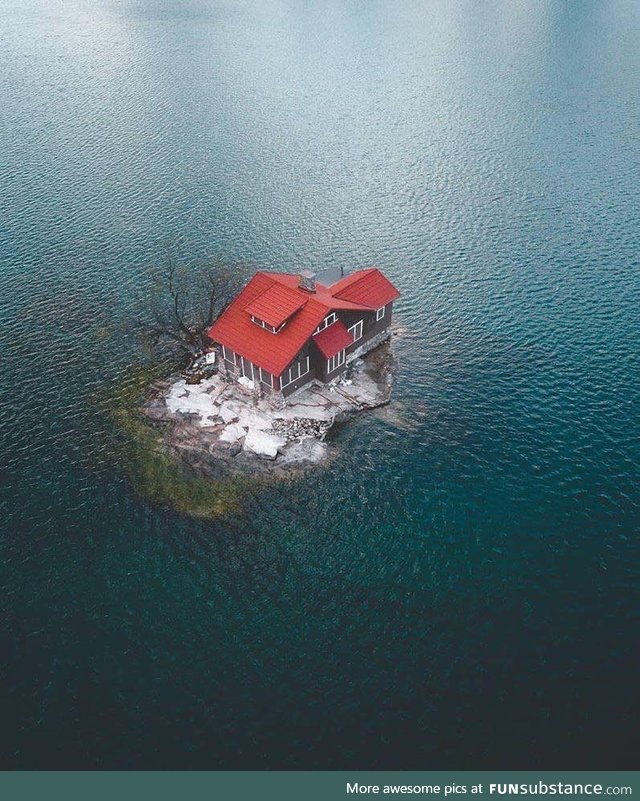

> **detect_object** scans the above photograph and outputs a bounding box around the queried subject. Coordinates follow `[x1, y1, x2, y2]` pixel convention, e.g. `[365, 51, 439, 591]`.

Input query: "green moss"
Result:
[104, 364, 244, 519]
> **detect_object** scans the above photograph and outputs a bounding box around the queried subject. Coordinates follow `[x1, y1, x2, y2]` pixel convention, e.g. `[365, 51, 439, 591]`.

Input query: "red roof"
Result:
[331, 268, 401, 308]
[263, 273, 373, 313]
[244, 283, 306, 328]
[206, 268, 399, 377]
[312, 320, 353, 359]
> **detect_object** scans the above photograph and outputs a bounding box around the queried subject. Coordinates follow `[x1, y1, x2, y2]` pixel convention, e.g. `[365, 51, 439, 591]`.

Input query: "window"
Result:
[376, 306, 386, 322]
[240, 359, 254, 381]
[222, 345, 236, 366]
[281, 356, 310, 388]
[250, 314, 279, 334]
[327, 349, 346, 373]
[348, 320, 363, 342]
[314, 313, 337, 334]
[258, 367, 273, 388]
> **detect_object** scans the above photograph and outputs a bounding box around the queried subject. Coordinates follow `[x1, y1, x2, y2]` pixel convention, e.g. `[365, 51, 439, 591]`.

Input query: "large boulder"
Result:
[219, 404, 239, 424]
[243, 429, 287, 460]
[219, 423, 247, 443]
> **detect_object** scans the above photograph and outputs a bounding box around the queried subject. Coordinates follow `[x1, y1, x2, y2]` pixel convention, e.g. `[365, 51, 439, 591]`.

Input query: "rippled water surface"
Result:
[1, 0, 639, 769]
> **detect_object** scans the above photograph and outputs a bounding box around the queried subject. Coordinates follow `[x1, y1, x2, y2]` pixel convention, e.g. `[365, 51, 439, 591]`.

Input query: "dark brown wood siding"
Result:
[257, 367, 276, 392]
[309, 302, 394, 382]
[317, 349, 347, 382]
[338, 302, 393, 358]
[221, 345, 240, 375]
[221, 346, 277, 392]
[280, 343, 315, 398]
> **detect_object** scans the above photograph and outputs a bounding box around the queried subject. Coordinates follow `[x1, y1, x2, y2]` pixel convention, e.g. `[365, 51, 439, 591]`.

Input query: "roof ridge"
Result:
[244, 276, 305, 300]
[330, 267, 378, 295]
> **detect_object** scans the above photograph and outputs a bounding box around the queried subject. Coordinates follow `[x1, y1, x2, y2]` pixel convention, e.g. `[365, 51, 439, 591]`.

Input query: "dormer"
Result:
[249, 315, 287, 333]
[244, 283, 307, 334]
[314, 312, 337, 334]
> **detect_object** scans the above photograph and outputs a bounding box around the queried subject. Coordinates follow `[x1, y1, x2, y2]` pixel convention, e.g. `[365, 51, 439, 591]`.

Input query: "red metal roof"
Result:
[312, 320, 353, 359]
[263, 272, 373, 312]
[331, 268, 401, 308]
[244, 283, 306, 328]
[206, 268, 400, 377]
[207, 273, 326, 376]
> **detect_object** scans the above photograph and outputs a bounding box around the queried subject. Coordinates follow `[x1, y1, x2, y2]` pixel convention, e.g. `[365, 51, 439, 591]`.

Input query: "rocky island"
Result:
[141, 342, 396, 479]
[118, 265, 401, 510]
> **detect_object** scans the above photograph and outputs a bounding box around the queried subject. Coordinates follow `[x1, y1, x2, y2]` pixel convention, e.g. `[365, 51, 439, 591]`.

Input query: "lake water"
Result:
[0, 0, 638, 769]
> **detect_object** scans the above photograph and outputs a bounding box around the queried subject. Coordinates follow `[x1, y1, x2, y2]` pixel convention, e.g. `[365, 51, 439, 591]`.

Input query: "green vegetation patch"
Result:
[104, 364, 245, 519]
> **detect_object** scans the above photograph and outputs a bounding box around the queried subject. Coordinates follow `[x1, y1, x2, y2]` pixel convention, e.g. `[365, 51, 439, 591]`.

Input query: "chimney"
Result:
[298, 270, 316, 293]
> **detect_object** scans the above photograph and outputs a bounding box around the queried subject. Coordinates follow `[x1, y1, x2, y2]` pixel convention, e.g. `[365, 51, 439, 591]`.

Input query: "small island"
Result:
[139, 267, 400, 478]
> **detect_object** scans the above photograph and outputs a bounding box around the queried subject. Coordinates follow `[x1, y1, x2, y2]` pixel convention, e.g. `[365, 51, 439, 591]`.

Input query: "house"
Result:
[206, 267, 400, 399]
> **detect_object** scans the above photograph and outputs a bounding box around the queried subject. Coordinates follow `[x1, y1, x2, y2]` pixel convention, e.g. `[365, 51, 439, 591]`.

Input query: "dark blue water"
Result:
[1, 0, 638, 769]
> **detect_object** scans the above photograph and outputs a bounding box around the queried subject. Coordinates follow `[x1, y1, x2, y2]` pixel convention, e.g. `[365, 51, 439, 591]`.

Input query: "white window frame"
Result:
[222, 345, 236, 366]
[348, 320, 363, 342]
[240, 358, 254, 382]
[258, 367, 273, 388]
[376, 305, 386, 322]
[281, 356, 310, 389]
[327, 349, 346, 373]
[314, 312, 337, 334]
[250, 314, 279, 334]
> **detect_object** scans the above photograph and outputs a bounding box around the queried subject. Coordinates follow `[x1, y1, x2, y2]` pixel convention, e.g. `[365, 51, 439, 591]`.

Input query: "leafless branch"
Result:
[135, 257, 243, 361]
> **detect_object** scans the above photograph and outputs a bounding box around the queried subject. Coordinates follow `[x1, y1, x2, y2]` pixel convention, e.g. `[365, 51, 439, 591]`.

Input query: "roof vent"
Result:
[298, 270, 316, 293]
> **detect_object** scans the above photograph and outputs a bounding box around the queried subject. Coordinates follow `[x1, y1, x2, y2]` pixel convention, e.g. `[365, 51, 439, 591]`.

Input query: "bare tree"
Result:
[136, 257, 241, 361]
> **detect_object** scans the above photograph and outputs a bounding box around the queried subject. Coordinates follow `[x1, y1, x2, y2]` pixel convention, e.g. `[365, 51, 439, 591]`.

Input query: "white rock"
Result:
[219, 405, 238, 424]
[275, 402, 333, 422]
[219, 423, 247, 443]
[155, 353, 391, 467]
[165, 377, 219, 421]
[243, 429, 287, 460]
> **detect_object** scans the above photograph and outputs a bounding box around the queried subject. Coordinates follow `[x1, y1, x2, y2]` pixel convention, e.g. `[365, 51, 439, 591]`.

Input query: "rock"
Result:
[237, 376, 254, 390]
[139, 338, 396, 476]
[215, 440, 242, 457]
[219, 405, 238, 424]
[243, 429, 287, 460]
[143, 399, 175, 422]
[219, 423, 247, 443]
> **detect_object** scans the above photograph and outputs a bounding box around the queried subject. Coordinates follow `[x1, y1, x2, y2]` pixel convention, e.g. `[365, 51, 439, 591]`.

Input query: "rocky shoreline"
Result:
[141, 341, 396, 479]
